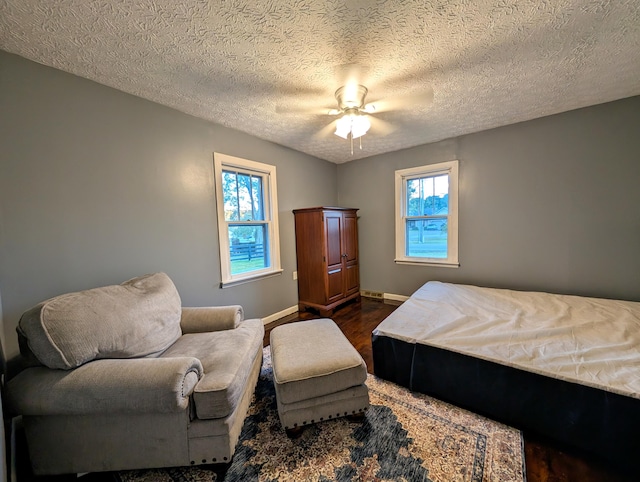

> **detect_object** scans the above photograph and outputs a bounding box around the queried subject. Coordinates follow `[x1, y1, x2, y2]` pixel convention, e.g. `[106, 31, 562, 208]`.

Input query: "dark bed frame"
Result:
[372, 333, 640, 473]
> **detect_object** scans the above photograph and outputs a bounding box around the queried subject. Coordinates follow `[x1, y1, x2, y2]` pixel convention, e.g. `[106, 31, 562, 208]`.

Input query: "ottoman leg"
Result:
[285, 426, 305, 439]
[347, 411, 366, 422]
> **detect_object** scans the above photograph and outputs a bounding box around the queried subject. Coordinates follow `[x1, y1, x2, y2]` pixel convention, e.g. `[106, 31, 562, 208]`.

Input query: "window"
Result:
[395, 160, 459, 267]
[214, 153, 282, 287]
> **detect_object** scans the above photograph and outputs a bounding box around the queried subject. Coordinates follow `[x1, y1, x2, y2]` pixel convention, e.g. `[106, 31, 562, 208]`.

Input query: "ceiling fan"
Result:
[325, 84, 375, 154]
[276, 64, 434, 155]
[322, 82, 433, 155]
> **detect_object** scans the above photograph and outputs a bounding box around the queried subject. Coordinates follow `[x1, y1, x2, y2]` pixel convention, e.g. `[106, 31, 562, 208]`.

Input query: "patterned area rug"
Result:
[118, 347, 525, 482]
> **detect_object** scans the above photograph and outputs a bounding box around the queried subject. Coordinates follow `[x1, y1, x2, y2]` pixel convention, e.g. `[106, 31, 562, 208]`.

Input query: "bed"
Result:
[372, 281, 640, 471]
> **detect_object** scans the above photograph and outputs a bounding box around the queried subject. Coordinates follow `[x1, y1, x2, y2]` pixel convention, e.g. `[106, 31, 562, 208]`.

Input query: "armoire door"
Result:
[324, 211, 344, 303]
[343, 210, 359, 296]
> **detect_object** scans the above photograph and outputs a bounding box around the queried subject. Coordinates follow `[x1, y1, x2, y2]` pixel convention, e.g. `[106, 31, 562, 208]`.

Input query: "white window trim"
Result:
[214, 153, 282, 287]
[395, 160, 459, 268]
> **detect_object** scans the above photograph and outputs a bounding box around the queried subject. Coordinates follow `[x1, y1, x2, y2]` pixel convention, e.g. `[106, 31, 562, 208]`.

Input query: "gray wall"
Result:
[2, 50, 639, 361]
[0, 51, 337, 359]
[337, 96, 640, 302]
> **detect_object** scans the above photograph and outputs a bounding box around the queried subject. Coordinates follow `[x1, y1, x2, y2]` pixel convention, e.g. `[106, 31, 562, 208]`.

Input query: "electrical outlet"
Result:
[293, 271, 298, 280]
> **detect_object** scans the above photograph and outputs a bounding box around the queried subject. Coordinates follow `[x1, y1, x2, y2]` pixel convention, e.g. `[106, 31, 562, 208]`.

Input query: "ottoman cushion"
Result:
[270, 319, 367, 405]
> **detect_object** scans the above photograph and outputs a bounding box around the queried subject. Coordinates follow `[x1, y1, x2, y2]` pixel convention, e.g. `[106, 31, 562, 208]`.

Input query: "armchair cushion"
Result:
[161, 318, 264, 420]
[17, 273, 182, 370]
[5, 356, 203, 416]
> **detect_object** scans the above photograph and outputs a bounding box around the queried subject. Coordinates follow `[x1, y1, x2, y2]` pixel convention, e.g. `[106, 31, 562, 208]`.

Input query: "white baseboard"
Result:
[384, 293, 409, 302]
[262, 304, 298, 325]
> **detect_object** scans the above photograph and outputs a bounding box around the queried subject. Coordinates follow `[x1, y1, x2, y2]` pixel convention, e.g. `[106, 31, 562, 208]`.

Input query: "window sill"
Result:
[394, 259, 460, 268]
[220, 269, 283, 288]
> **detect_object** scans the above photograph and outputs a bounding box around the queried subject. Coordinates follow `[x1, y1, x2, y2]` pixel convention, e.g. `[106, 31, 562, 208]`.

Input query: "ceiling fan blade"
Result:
[366, 87, 434, 114]
[369, 116, 397, 136]
[314, 119, 339, 139]
[275, 104, 335, 115]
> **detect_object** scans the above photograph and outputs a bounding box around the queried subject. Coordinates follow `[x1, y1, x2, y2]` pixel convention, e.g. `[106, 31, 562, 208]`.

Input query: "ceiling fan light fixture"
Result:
[334, 114, 352, 139]
[350, 114, 371, 139]
[332, 84, 373, 153]
[334, 112, 370, 140]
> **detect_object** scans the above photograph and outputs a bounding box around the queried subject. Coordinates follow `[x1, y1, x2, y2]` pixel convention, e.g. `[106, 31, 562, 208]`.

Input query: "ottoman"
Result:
[270, 318, 369, 434]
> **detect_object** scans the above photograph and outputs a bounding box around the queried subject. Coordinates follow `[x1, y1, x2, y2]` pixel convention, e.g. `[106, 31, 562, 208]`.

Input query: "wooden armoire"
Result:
[293, 207, 360, 316]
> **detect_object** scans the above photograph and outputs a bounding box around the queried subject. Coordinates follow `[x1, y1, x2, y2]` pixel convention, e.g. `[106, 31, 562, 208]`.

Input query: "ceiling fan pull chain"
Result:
[350, 134, 354, 156]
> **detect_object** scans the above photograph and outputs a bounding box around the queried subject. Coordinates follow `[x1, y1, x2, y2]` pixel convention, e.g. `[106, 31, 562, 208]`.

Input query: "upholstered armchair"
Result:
[5, 272, 264, 476]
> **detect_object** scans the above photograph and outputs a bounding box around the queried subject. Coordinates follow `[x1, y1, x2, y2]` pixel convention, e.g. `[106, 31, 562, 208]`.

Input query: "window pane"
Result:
[228, 224, 269, 274]
[433, 175, 449, 215]
[222, 171, 238, 221]
[405, 218, 448, 258]
[237, 173, 253, 221]
[406, 174, 449, 216]
[223, 171, 266, 223]
[406, 178, 423, 216]
[251, 176, 264, 221]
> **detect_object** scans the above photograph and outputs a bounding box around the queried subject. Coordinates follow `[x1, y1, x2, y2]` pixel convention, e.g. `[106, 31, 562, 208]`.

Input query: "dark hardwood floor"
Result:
[266, 297, 634, 482]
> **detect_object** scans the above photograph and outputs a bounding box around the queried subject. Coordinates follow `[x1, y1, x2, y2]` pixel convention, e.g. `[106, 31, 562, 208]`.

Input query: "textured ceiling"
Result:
[1, 1, 639, 164]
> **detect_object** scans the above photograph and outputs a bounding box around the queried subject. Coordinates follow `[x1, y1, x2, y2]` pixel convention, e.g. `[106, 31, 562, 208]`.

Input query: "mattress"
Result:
[372, 281, 640, 471]
[373, 281, 640, 399]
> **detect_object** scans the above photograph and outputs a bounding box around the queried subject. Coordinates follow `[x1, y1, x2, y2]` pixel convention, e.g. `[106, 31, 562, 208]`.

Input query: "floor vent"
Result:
[361, 290, 384, 299]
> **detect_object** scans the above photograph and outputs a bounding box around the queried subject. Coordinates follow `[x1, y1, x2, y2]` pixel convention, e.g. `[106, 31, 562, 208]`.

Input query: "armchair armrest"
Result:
[5, 356, 203, 416]
[180, 306, 244, 334]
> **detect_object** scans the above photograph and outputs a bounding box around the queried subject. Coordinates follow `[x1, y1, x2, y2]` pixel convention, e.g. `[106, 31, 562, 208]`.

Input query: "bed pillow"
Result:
[17, 272, 182, 370]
